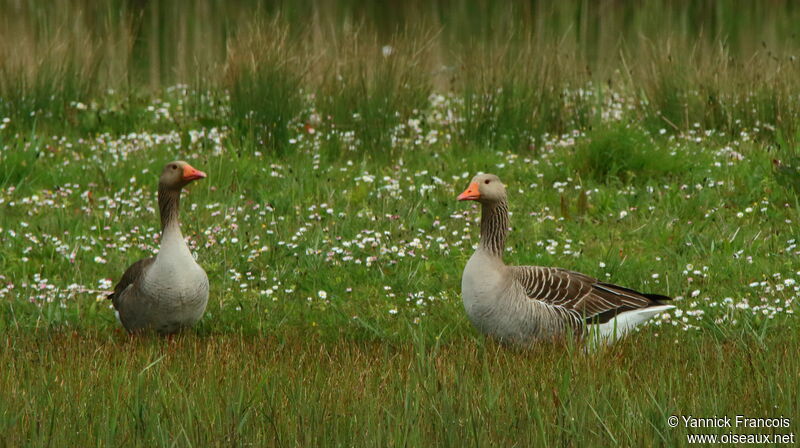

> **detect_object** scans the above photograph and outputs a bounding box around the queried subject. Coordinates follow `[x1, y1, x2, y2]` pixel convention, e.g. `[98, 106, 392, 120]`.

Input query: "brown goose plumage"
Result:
[457, 173, 674, 345]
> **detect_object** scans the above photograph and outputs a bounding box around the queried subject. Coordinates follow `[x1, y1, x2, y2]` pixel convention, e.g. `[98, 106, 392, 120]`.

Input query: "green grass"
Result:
[2, 329, 798, 447]
[571, 122, 700, 183]
[1, 1, 800, 446]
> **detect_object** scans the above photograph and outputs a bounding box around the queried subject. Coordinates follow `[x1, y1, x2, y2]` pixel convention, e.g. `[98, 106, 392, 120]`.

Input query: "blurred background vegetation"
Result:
[1, 0, 799, 148]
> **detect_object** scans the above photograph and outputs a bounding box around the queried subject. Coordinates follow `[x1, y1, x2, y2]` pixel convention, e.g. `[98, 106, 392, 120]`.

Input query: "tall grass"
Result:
[2, 1, 799, 145]
[452, 37, 595, 150]
[224, 18, 308, 154]
[312, 28, 435, 157]
[631, 39, 800, 139]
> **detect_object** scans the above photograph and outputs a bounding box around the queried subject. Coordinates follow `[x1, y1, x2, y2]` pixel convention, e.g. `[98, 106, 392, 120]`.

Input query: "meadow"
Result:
[1, 0, 800, 446]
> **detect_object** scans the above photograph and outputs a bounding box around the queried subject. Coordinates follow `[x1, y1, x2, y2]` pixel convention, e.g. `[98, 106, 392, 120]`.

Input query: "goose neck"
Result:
[479, 199, 509, 259]
[158, 185, 182, 232]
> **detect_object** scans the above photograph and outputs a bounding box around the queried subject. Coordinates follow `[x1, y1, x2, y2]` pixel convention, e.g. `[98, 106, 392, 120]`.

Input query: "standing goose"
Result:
[457, 173, 674, 345]
[108, 161, 209, 334]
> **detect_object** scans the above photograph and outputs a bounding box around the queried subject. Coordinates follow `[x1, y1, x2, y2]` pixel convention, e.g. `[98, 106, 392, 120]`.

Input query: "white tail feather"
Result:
[587, 305, 675, 345]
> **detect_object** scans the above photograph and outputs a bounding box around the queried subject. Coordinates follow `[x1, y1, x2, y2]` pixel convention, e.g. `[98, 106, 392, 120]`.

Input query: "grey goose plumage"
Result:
[109, 161, 209, 334]
[458, 173, 674, 345]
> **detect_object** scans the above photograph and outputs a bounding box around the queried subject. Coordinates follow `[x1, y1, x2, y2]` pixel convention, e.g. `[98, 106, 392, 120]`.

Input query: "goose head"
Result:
[457, 173, 506, 204]
[159, 161, 207, 190]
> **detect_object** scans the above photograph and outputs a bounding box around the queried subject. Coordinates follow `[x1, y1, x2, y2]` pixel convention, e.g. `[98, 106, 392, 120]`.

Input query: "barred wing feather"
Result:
[511, 266, 670, 323]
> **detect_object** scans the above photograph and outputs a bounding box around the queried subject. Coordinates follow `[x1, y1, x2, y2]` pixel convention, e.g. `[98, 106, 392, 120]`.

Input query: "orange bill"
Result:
[182, 164, 207, 181]
[457, 182, 480, 201]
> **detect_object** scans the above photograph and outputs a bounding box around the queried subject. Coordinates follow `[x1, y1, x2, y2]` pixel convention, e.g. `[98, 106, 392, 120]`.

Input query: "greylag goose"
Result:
[457, 173, 674, 345]
[108, 161, 209, 334]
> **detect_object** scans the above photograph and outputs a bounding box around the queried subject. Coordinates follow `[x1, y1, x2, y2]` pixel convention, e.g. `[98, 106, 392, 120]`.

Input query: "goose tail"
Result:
[587, 304, 675, 345]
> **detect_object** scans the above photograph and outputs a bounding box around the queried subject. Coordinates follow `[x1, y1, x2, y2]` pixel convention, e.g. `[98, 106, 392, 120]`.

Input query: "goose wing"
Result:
[108, 257, 154, 309]
[511, 266, 671, 323]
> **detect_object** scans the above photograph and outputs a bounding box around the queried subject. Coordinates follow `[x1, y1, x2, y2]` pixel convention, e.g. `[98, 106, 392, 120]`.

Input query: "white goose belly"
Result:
[461, 253, 532, 342]
[138, 260, 209, 333]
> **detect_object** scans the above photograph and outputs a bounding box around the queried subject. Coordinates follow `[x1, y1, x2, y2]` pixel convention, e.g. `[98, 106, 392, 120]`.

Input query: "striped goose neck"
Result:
[480, 199, 509, 258]
[157, 185, 182, 232]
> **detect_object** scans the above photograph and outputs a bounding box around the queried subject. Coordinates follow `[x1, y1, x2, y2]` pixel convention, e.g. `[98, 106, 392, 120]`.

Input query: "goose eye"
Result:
[171, 165, 177, 170]
[484, 179, 490, 184]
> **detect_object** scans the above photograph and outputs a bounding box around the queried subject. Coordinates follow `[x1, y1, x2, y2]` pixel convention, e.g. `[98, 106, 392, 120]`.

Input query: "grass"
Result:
[1, 0, 800, 446]
[2, 329, 799, 447]
[571, 122, 699, 183]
